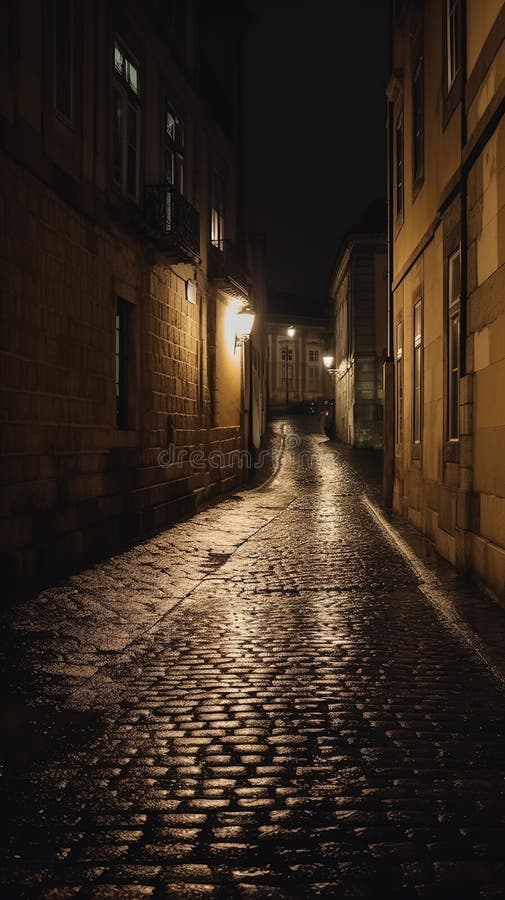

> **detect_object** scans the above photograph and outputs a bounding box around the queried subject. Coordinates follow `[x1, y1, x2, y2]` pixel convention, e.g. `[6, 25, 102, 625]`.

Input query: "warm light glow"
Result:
[287, 325, 295, 338]
[236, 307, 255, 340]
[323, 355, 334, 369]
[225, 298, 245, 356]
[226, 300, 256, 355]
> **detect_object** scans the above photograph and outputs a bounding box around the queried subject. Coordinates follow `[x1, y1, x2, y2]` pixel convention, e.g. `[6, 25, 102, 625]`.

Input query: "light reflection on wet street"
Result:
[2, 417, 505, 898]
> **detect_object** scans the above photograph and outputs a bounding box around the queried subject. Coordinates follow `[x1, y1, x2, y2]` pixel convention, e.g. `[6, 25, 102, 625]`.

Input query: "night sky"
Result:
[243, 0, 389, 302]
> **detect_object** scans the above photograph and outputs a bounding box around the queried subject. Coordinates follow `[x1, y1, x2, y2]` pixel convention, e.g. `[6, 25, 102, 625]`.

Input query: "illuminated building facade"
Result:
[0, 0, 265, 586]
[266, 293, 332, 409]
[387, 0, 505, 598]
[329, 232, 387, 448]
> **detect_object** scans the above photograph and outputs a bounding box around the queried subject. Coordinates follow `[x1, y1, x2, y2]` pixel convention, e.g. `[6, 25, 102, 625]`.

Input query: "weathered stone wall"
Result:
[0, 152, 242, 589]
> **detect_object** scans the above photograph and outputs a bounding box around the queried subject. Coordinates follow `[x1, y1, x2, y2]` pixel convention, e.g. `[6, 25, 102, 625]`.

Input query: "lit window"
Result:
[396, 322, 403, 444]
[446, 0, 461, 90]
[412, 53, 424, 188]
[211, 173, 225, 249]
[395, 112, 404, 218]
[112, 39, 141, 200]
[54, 0, 74, 121]
[413, 301, 423, 443]
[114, 40, 139, 96]
[448, 248, 461, 441]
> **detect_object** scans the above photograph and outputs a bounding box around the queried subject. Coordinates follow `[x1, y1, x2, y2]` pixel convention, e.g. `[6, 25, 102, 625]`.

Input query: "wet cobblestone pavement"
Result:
[2, 418, 505, 898]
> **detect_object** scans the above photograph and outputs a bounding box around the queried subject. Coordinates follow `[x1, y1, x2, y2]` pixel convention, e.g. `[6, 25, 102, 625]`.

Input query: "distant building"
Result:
[266, 293, 332, 409]
[386, 0, 505, 599]
[0, 0, 265, 588]
[329, 231, 387, 448]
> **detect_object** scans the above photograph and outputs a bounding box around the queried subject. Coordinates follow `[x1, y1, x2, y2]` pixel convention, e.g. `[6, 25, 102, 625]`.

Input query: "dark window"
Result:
[54, 0, 74, 120]
[116, 298, 132, 428]
[164, 102, 184, 192]
[446, 0, 461, 90]
[447, 248, 461, 440]
[396, 112, 404, 218]
[113, 39, 140, 200]
[412, 53, 424, 188]
[413, 301, 423, 443]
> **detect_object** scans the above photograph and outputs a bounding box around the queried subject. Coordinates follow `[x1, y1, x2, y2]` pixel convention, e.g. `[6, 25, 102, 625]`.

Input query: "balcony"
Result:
[142, 184, 200, 263]
[208, 240, 249, 300]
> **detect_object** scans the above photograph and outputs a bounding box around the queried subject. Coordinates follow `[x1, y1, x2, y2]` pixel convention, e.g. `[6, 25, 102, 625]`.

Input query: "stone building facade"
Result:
[265, 294, 332, 409]
[387, 0, 505, 599]
[0, 0, 263, 589]
[329, 233, 387, 448]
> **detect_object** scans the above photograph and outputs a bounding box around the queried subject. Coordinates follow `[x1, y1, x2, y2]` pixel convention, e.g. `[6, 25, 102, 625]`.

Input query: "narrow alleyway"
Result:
[2, 418, 505, 899]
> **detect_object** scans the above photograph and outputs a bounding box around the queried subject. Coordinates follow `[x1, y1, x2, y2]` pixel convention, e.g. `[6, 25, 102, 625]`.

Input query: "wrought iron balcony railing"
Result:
[208, 239, 249, 299]
[143, 184, 200, 262]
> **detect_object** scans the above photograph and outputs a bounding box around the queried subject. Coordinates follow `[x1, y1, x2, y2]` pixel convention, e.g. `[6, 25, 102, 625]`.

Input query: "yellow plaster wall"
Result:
[393, 0, 461, 281]
[215, 295, 241, 428]
[467, 0, 504, 75]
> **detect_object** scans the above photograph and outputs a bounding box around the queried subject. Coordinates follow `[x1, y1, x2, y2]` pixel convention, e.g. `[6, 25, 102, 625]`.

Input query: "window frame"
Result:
[447, 247, 461, 442]
[210, 172, 225, 249]
[395, 110, 404, 224]
[396, 320, 404, 446]
[412, 50, 425, 195]
[446, 0, 461, 92]
[412, 300, 423, 446]
[164, 100, 185, 195]
[112, 37, 141, 203]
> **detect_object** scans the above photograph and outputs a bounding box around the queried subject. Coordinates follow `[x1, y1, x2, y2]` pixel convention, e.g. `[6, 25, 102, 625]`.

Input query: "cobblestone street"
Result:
[2, 418, 505, 899]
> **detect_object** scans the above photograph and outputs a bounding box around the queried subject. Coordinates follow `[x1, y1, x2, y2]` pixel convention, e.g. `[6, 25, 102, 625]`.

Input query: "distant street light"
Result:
[287, 325, 295, 338]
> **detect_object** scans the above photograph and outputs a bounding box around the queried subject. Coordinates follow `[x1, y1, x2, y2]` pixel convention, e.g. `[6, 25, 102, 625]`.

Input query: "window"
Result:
[308, 365, 319, 390]
[211, 173, 225, 249]
[396, 321, 404, 444]
[395, 112, 404, 219]
[308, 348, 319, 362]
[412, 52, 424, 188]
[116, 298, 133, 428]
[448, 248, 461, 440]
[280, 345, 293, 385]
[164, 102, 184, 192]
[112, 39, 140, 200]
[54, 0, 74, 121]
[413, 301, 423, 444]
[446, 0, 461, 90]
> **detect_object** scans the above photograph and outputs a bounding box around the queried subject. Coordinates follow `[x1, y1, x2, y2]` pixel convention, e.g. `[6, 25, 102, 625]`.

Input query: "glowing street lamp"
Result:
[323, 354, 337, 375]
[234, 306, 255, 352]
[284, 325, 296, 406]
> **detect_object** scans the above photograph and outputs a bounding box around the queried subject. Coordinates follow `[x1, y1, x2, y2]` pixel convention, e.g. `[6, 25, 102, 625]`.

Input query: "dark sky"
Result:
[243, 0, 389, 300]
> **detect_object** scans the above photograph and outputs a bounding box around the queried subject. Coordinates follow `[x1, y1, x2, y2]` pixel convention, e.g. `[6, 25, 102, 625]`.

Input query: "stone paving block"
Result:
[3, 421, 505, 896]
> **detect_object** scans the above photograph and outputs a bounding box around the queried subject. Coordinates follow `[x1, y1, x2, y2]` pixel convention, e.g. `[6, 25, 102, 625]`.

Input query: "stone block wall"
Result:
[0, 152, 242, 590]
